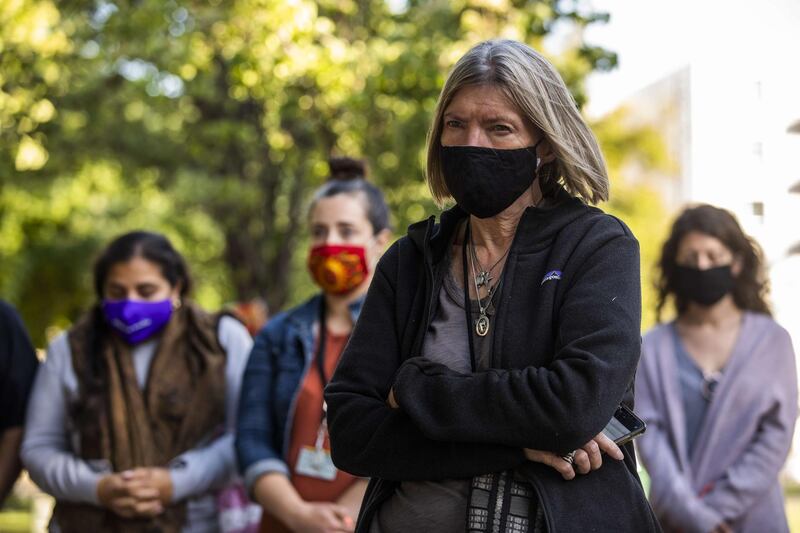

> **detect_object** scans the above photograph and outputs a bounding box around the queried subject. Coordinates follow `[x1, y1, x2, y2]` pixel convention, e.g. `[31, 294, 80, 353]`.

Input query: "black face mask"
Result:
[441, 142, 541, 219]
[672, 265, 735, 307]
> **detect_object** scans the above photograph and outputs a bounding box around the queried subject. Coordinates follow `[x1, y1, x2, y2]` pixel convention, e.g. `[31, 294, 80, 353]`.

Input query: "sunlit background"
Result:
[1, 0, 798, 530]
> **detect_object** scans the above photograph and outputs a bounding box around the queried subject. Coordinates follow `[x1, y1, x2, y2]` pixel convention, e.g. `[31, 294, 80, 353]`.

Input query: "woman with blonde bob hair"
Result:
[326, 39, 659, 532]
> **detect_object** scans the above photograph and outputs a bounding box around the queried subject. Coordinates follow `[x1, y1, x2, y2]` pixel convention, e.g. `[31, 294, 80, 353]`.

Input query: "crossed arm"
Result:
[326, 233, 640, 481]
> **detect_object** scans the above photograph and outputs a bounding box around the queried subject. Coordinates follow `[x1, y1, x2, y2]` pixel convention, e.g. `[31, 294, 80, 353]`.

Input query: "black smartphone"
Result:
[602, 404, 646, 446]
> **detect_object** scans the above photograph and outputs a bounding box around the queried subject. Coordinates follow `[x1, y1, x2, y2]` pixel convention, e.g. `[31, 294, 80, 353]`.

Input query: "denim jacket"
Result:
[235, 293, 364, 494]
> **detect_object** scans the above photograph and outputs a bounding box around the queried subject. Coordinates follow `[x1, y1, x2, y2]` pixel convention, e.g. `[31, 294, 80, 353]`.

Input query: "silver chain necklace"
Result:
[465, 194, 545, 337]
[469, 234, 510, 290]
[468, 237, 503, 337]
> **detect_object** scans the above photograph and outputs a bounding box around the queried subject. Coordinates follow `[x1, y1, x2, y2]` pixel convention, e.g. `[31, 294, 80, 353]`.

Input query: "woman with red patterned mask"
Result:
[236, 157, 391, 533]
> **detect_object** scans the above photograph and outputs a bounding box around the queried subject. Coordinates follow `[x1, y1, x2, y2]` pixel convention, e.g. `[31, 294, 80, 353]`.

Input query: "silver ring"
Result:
[560, 451, 576, 465]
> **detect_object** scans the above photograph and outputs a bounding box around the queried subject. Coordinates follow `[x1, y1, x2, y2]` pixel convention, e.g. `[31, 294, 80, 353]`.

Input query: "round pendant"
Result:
[475, 314, 490, 337]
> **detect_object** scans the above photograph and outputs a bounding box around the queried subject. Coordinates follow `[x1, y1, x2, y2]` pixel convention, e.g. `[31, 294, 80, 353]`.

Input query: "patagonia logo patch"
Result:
[540, 270, 562, 285]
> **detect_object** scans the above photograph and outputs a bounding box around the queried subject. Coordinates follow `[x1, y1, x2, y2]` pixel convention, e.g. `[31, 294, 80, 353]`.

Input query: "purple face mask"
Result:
[102, 299, 173, 344]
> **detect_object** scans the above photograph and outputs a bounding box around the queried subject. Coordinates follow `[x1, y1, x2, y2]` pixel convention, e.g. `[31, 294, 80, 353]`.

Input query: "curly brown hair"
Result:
[655, 204, 771, 321]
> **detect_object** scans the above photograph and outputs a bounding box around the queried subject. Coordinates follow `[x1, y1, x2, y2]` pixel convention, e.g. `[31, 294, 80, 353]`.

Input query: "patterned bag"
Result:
[217, 482, 262, 533]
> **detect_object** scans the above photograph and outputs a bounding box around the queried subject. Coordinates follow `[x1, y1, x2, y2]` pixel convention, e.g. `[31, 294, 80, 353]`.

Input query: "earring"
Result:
[172, 299, 182, 310]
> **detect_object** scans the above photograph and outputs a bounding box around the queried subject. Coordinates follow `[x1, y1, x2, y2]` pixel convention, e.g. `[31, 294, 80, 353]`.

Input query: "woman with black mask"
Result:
[636, 204, 797, 533]
[324, 40, 659, 532]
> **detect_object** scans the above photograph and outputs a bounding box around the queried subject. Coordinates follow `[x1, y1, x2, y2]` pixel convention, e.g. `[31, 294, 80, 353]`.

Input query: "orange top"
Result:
[260, 330, 356, 533]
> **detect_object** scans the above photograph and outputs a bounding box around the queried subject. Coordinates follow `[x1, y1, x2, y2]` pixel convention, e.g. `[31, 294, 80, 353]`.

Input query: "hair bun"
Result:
[328, 157, 368, 181]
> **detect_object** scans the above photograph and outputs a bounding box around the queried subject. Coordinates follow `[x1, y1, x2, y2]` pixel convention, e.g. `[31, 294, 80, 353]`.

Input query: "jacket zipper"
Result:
[409, 218, 437, 358]
[488, 206, 534, 367]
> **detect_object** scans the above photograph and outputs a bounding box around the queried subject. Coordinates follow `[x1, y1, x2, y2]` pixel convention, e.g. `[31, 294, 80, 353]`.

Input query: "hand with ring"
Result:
[524, 432, 625, 480]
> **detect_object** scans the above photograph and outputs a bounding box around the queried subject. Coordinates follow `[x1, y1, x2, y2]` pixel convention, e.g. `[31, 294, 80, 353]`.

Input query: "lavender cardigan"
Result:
[636, 312, 797, 533]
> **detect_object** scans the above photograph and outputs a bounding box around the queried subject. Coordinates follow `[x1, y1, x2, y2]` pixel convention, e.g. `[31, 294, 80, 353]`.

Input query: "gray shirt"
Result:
[371, 249, 498, 533]
[21, 316, 253, 533]
[670, 325, 716, 455]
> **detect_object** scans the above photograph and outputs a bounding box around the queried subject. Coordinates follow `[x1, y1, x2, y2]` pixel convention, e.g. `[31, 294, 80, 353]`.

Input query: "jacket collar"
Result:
[287, 292, 365, 340]
[408, 186, 589, 264]
[287, 293, 364, 361]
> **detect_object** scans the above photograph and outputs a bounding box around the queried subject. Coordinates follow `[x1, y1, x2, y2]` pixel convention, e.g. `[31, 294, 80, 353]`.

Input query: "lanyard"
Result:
[315, 301, 332, 428]
[461, 222, 478, 372]
[316, 301, 331, 391]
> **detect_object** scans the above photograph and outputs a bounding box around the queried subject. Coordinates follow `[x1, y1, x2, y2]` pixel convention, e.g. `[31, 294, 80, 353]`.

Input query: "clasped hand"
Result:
[97, 467, 173, 518]
[524, 432, 624, 480]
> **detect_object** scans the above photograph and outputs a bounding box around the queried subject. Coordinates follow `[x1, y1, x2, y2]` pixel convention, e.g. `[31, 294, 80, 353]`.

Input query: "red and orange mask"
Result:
[307, 244, 369, 295]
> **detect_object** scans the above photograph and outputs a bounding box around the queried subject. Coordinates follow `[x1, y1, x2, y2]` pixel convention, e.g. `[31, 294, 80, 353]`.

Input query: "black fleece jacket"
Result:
[325, 190, 660, 532]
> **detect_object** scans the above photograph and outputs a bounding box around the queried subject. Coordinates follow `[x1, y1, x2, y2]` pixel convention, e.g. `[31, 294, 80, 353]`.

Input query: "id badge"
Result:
[295, 446, 337, 481]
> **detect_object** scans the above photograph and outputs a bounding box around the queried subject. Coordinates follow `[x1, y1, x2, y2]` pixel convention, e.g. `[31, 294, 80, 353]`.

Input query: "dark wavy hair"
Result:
[655, 204, 771, 321]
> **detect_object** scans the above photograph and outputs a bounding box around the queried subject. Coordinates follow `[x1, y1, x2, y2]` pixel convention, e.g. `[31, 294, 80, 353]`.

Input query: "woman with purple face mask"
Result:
[636, 205, 797, 533]
[21, 231, 253, 533]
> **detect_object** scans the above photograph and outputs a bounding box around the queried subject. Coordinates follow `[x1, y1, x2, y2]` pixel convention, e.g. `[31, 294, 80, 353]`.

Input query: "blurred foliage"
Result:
[0, 0, 673, 346]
